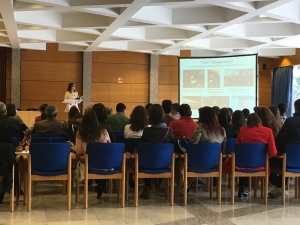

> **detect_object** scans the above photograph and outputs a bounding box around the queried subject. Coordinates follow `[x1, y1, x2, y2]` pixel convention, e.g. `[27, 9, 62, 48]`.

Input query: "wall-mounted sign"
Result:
[118, 77, 123, 83]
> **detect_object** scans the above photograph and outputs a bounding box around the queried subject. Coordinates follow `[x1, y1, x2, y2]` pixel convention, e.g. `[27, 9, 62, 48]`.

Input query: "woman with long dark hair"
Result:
[231, 110, 246, 134]
[269, 105, 283, 127]
[74, 110, 110, 199]
[191, 106, 226, 150]
[256, 107, 281, 137]
[231, 113, 277, 198]
[92, 103, 116, 142]
[124, 105, 148, 138]
[218, 107, 237, 138]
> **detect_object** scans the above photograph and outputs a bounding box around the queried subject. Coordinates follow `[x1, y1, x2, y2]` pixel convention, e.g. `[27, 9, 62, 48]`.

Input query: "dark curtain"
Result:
[271, 66, 293, 117]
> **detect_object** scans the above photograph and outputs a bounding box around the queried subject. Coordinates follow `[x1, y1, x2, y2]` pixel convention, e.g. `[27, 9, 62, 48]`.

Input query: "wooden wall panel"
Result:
[258, 57, 272, 107]
[158, 55, 179, 104]
[21, 43, 83, 122]
[5, 48, 11, 103]
[92, 63, 149, 83]
[91, 51, 150, 116]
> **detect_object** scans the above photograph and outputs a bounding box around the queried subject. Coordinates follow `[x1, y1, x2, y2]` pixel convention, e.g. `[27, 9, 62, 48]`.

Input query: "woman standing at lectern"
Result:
[64, 83, 82, 112]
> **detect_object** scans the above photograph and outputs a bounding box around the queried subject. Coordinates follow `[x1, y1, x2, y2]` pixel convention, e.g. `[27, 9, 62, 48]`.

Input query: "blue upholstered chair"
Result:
[124, 138, 140, 153]
[183, 142, 222, 205]
[270, 143, 300, 204]
[32, 133, 63, 137]
[30, 137, 66, 143]
[115, 134, 125, 143]
[135, 143, 175, 207]
[225, 138, 236, 155]
[12, 137, 18, 149]
[12, 133, 20, 146]
[231, 143, 268, 204]
[27, 143, 72, 211]
[82, 143, 126, 208]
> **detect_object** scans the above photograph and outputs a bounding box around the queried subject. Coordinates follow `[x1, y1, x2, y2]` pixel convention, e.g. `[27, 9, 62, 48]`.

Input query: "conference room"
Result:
[1, 0, 300, 224]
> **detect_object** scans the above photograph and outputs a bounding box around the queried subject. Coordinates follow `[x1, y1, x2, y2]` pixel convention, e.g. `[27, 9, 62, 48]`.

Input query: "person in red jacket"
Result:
[234, 113, 277, 197]
[169, 104, 198, 191]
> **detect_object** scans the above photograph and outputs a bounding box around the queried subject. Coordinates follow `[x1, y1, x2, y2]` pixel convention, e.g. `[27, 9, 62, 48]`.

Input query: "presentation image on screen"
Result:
[179, 54, 257, 118]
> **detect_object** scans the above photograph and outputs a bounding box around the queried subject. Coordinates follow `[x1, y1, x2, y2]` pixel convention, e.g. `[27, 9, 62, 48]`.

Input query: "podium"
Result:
[62, 99, 82, 104]
[63, 99, 82, 112]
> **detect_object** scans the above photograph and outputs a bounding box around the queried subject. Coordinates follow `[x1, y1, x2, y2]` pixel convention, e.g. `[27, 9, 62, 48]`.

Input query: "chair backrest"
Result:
[86, 143, 125, 169]
[136, 143, 174, 169]
[30, 143, 70, 172]
[285, 143, 300, 168]
[12, 137, 18, 148]
[124, 138, 141, 153]
[186, 142, 221, 168]
[30, 137, 66, 143]
[115, 134, 125, 143]
[234, 143, 267, 168]
[32, 133, 63, 137]
[12, 133, 20, 144]
[225, 138, 236, 155]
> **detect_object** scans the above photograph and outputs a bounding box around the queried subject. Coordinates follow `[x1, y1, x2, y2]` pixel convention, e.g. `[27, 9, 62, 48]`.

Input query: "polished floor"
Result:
[0, 180, 300, 225]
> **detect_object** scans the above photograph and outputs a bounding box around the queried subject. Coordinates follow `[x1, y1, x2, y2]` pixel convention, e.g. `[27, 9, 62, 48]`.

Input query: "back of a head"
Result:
[227, 108, 233, 115]
[278, 102, 287, 115]
[212, 106, 220, 115]
[294, 99, 300, 113]
[247, 113, 262, 128]
[79, 110, 102, 143]
[148, 104, 165, 125]
[39, 103, 48, 112]
[218, 108, 231, 125]
[92, 103, 107, 122]
[232, 110, 246, 131]
[256, 107, 277, 128]
[162, 100, 172, 114]
[68, 106, 79, 119]
[41, 112, 47, 120]
[116, 103, 126, 113]
[178, 104, 192, 117]
[106, 107, 112, 116]
[145, 103, 153, 112]
[84, 102, 94, 113]
[198, 106, 222, 133]
[172, 103, 180, 113]
[130, 105, 148, 131]
[6, 103, 16, 116]
[0, 102, 6, 115]
[242, 108, 250, 119]
[46, 105, 58, 118]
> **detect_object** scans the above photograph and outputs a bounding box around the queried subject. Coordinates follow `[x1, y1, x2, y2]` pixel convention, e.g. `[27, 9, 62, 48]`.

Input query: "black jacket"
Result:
[0, 115, 23, 140]
[141, 126, 174, 143]
[276, 112, 300, 154]
[222, 124, 237, 138]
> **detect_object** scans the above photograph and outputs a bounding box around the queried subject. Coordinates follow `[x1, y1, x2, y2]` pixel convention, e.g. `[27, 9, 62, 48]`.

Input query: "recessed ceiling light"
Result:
[259, 15, 267, 18]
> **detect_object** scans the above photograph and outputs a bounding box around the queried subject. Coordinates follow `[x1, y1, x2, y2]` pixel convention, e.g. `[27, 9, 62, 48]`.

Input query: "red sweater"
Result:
[237, 125, 277, 157]
[169, 116, 197, 139]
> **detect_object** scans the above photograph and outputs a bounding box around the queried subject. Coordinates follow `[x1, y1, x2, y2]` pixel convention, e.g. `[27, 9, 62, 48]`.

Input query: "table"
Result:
[17, 111, 40, 127]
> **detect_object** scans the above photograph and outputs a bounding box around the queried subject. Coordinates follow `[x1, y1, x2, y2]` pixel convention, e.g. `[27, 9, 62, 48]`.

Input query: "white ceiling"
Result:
[0, 0, 299, 57]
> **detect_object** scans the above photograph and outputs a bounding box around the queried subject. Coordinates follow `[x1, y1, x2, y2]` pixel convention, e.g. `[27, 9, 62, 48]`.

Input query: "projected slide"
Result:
[179, 55, 257, 117]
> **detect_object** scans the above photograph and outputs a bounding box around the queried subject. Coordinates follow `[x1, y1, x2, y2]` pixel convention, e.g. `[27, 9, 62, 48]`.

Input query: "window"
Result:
[292, 66, 300, 113]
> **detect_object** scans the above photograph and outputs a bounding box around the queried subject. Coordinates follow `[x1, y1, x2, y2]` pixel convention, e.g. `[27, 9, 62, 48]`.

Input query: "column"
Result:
[11, 48, 20, 108]
[82, 52, 92, 110]
[149, 54, 159, 103]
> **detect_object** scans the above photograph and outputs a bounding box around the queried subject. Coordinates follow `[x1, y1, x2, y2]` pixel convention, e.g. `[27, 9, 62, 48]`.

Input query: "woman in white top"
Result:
[124, 105, 149, 138]
[64, 83, 82, 112]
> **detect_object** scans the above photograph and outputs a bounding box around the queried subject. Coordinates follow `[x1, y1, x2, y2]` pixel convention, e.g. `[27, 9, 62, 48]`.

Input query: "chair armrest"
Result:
[175, 154, 185, 158]
[223, 154, 232, 158]
[273, 155, 283, 158]
[126, 152, 135, 158]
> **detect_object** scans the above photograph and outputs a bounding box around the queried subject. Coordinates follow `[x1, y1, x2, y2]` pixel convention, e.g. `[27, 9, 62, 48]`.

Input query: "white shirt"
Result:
[124, 124, 144, 138]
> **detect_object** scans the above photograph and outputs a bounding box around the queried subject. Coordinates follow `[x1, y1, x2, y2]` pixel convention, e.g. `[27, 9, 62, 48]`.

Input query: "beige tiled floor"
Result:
[1, 181, 300, 225]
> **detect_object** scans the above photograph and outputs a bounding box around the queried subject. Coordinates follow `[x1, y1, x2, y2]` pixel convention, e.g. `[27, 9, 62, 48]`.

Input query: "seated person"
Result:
[231, 110, 247, 135]
[223, 113, 277, 198]
[74, 110, 110, 199]
[30, 105, 64, 135]
[172, 103, 180, 120]
[35, 104, 48, 122]
[92, 103, 116, 142]
[162, 99, 175, 126]
[0, 123, 15, 203]
[242, 108, 250, 120]
[0, 102, 23, 140]
[218, 107, 237, 138]
[106, 103, 129, 131]
[124, 105, 149, 138]
[269, 99, 300, 198]
[64, 106, 79, 132]
[6, 103, 27, 131]
[139, 104, 174, 199]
